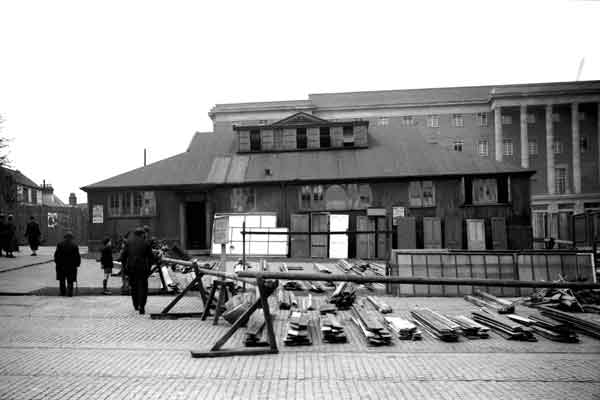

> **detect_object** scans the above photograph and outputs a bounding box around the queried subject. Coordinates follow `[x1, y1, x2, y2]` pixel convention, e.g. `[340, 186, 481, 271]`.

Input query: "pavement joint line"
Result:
[1, 345, 600, 355]
[0, 372, 597, 383]
[0, 259, 53, 274]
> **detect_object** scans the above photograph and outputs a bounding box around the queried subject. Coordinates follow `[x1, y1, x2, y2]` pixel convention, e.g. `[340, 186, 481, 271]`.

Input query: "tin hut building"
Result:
[82, 85, 549, 258]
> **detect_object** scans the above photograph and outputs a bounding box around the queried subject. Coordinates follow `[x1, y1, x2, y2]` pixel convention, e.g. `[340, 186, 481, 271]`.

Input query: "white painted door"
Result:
[329, 214, 349, 259]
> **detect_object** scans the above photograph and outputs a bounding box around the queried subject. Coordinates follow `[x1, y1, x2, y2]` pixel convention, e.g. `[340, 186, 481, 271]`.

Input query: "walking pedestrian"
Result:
[4, 214, 16, 258]
[100, 237, 113, 295]
[25, 216, 41, 256]
[121, 227, 153, 314]
[116, 231, 131, 294]
[54, 231, 81, 297]
[0, 213, 6, 257]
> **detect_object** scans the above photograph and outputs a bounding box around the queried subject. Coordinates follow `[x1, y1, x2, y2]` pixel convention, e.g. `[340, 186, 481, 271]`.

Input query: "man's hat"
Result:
[64, 231, 74, 239]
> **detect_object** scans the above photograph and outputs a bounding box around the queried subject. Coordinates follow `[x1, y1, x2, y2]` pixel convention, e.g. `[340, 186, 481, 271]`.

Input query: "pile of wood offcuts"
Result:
[351, 304, 392, 346]
[284, 311, 312, 346]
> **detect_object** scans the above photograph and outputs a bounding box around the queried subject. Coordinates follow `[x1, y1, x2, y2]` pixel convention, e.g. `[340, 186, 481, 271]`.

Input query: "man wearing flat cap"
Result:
[121, 227, 153, 314]
[54, 231, 81, 296]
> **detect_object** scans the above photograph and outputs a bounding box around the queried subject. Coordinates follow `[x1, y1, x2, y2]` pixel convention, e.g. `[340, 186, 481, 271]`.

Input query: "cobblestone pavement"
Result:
[0, 295, 598, 399]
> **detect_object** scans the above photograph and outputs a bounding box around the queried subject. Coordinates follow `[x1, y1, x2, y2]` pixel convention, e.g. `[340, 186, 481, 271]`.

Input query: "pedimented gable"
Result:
[270, 112, 329, 127]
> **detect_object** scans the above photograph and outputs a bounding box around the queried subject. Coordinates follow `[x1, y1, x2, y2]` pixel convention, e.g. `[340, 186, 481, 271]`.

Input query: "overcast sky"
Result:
[0, 0, 599, 203]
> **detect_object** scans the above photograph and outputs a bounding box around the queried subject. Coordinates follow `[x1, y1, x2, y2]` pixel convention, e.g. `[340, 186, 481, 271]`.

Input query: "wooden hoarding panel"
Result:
[290, 214, 309, 258]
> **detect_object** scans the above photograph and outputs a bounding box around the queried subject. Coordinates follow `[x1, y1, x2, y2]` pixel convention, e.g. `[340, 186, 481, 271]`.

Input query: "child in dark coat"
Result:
[100, 237, 114, 295]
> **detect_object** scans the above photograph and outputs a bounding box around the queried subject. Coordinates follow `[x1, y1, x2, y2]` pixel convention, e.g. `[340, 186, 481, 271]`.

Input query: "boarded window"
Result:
[122, 192, 132, 215]
[472, 178, 498, 204]
[342, 126, 354, 147]
[296, 128, 307, 149]
[422, 181, 435, 207]
[250, 129, 261, 151]
[320, 127, 331, 148]
[300, 186, 312, 209]
[133, 192, 143, 215]
[109, 194, 120, 216]
[409, 181, 423, 207]
[232, 187, 256, 212]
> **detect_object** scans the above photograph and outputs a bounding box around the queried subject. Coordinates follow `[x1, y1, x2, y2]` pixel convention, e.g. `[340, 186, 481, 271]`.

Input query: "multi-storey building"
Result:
[208, 80, 600, 245]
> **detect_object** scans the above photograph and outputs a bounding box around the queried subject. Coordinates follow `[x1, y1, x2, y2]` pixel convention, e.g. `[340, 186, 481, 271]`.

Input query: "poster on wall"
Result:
[92, 205, 104, 224]
[392, 206, 406, 226]
[48, 213, 58, 228]
[212, 216, 230, 244]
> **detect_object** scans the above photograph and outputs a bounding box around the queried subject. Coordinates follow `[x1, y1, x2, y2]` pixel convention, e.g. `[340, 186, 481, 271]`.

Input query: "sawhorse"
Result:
[191, 278, 279, 358]
[201, 278, 238, 325]
[150, 262, 213, 320]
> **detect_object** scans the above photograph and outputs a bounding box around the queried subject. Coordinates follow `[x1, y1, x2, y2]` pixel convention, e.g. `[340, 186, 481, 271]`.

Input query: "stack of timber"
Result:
[366, 296, 392, 314]
[308, 281, 326, 293]
[354, 260, 386, 276]
[351, 304, 393, 346]
[319, 303, 338, 315]
[283, 280, 307, 291]
[301, 294, 316, 311]
[472, 310, 537, 341]
[383, 316, 422, 340]
[320, 315, 348, 343]
[314, 263, 333, 274]
[284, 311, 312, 346]
[223, 292, 254, 324]
[526, 287, 585, 312]
[464, 290, 515, 314]
[410, 308, 459, 342]
[329, 282, 356, 310]
[278, 288, 292, 310]
[506, 314, 579, 343]
[337, 260, 386, 291]
[244, 312, 269, 347]
[539, 306, 600, 339]
[449, 315, 490, 339]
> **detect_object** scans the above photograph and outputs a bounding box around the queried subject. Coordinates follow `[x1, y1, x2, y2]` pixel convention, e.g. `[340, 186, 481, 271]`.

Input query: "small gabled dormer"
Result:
[234, 112, 368, 153]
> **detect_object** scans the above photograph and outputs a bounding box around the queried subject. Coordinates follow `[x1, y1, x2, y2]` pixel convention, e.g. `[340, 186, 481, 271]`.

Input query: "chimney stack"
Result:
[69, 193, 77, 206]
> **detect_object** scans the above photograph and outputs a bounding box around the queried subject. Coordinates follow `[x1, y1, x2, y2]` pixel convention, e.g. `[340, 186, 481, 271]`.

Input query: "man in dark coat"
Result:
[25, 216, 41, 256]
[0, 213, 6, 257]
[121, 227, 153, 314]
[4, 215, 16, 257]
[54, 231, 81, 296]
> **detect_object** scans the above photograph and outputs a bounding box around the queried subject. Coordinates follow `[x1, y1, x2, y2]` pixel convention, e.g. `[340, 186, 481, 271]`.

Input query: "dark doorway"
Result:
[186, 202, 206, 249]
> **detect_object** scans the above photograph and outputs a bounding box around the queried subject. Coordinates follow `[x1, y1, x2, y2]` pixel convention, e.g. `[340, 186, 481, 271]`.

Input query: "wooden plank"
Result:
[290, 214, 310, 258]
[491, 217, 507, 249]
[466, 219, 486, 250]
[444, 216, 463, 249]
[311, 213, 329, 258]
[376, 217, 388, 259]
[260, 129, 274, 151]
[396, 217, 416, 249]
[423, 217, 442, 249]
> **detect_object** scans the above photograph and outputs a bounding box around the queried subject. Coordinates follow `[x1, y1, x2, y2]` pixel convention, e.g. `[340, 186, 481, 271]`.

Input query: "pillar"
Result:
[546, 104, 555, 195]
[571, 103, 581, 194]
[179, 202, 186, 250]
[494, 107, 503, 162]
[520, 105, 529, 168]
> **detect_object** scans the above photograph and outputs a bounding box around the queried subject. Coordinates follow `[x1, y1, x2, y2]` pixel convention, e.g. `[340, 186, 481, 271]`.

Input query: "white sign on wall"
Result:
[92, 205, 104, 224]
[48, 213, 58, 228]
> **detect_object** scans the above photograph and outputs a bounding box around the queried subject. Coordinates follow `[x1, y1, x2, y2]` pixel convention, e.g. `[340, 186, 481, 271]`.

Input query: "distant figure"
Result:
[0, 213, 6, 257]
[116, 231, 131, 294]
[54, 231, 81, 297]
[4, 215, 16, 258]
[121, 227, 153, 314]
[25, 216, 41, 256]
[100, 237, 114, 295]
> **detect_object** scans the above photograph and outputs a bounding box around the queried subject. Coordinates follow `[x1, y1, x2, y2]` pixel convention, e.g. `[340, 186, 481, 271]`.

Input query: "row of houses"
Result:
[0, 166, 88, 246]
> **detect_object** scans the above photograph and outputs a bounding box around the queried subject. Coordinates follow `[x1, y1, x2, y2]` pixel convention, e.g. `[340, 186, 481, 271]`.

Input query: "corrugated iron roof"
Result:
[83, 117, 532, 191]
